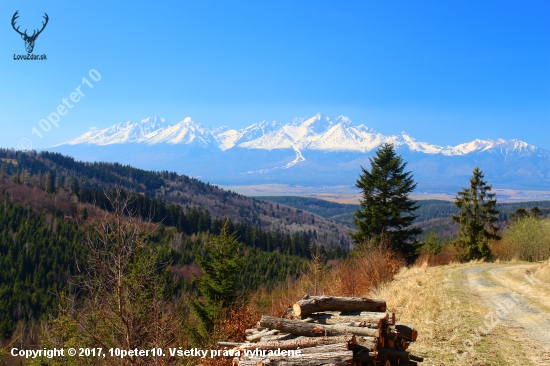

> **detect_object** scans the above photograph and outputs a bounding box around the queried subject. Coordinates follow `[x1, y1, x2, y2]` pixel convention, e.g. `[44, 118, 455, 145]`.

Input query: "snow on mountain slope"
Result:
[56, 114, 543, 160]
[284, 113, 332, 142]
[62, 117, 170, 146]
[395, 133, 446, 154]
[213, 127, 239, 151]
[239, 115, 323, 150]
[443, 138, 538, 157]
[239, 127, 296, 150]
[136, 117, 214, 147]
[308, 119, 390, 152]
[214, 120, 280, 150]
[239, 114, 346, 150]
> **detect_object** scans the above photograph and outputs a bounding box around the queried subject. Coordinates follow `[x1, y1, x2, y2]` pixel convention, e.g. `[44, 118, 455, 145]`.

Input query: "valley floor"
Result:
[372, 261, 550, 365]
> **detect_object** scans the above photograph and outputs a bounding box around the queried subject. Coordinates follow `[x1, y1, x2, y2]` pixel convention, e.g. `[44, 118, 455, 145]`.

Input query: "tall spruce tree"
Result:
[0, 163, 6, 182]
[71, 177, 80, 198]
[452, 167, 500, 260]
[190, 220, 244, 344]
[46, 171, 55, 194]
[351, 142, 422, 259]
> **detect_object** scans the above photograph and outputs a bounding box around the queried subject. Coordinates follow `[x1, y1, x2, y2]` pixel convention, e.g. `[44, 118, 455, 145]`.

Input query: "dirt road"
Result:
[462, 263, 550, 365]
[375, 261, 550, 365]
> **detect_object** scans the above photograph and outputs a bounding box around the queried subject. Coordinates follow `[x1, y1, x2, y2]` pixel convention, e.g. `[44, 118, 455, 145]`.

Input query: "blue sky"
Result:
[1, 0, 549, 150]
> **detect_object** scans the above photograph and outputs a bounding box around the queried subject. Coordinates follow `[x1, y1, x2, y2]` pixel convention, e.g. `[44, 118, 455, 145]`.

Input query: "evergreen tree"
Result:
[69, 202, 78, 217]
[0, 163, 5, 182]
[71, 178, 80, 198]
[80, 206, 88, 221]
[55, 175, 64, 190]
[351, 143, 422, 259]
[190, 220, 244, 343]
[452, 167, 500, 260]
[511, 207, 528, 221]
[46, 171, 55, 194]
[422, 231, 442, 255]
[511, 205, 542, 221]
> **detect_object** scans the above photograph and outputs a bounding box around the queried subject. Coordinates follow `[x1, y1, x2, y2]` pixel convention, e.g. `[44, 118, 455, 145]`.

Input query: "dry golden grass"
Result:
[235, 254, 550, 365]
[370, 261, 468, 345]
[535, 261, 550, 282]
[369, 260, 550, 365]
[243, 241, 550, 365]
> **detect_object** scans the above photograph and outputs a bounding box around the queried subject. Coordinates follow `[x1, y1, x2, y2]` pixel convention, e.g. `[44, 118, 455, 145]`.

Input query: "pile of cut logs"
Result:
[221, 295, 423, 366]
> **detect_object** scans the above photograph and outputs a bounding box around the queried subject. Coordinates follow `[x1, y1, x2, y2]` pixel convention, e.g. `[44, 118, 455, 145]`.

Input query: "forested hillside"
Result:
[0, 180, 318, 340]
[1, 149, 549, 365]
[0, 149, 351, 343]
[0, 149, 352, 249]
[255, 196, 358, 225]
[0, 192, 85, 339]
[258, 196, 550, 240]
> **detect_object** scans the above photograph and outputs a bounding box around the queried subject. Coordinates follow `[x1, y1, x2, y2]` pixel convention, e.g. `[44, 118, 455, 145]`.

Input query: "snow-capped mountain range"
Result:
[52, 114, 550, 191]
[58, 114, 540, 157]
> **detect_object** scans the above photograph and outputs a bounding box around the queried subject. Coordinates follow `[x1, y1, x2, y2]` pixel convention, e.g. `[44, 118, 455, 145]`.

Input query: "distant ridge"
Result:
[52, 114, 550, 191]
[57, 113, 542, 157]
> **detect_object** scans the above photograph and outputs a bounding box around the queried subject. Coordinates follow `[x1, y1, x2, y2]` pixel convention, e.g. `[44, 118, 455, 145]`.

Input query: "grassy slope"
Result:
[372, 261, 545, 365]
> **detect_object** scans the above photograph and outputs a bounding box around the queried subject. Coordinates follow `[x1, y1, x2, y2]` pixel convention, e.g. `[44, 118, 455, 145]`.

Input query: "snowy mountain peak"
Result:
[137, 117, 214, 146]
[333, 115, 353, 126]
[56, 114, 543, 159]
[291, 113, 322, 126]
[61, 116, 172, 146]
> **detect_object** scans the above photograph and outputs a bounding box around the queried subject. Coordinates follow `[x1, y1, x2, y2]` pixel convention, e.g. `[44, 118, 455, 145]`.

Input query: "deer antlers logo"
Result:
[12, 11, 49, 54]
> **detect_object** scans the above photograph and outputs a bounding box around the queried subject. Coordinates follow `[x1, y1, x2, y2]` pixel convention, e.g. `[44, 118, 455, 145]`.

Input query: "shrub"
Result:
[252, 239, 405, 319]
[329, 242, 404, 297]
[498, 217, 550, 261]
[416, 243, 458, 266]
[201, 303, 259, 366]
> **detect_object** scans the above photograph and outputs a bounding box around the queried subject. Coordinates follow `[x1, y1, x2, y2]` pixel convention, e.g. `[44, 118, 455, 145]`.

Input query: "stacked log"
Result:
[224, 295, 423, 366]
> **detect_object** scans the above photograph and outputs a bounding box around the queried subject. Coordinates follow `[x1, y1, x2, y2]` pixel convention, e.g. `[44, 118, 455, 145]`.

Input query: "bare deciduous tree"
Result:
[46, 189, 181, 365]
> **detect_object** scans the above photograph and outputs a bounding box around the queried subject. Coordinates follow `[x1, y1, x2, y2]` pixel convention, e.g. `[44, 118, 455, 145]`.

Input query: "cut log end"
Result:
[241, 297, 420, 364]
[292, 302, 302, 317]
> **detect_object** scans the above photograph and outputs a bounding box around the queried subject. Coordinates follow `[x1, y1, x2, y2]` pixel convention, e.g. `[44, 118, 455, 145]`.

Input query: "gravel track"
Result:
[462, 264, 550, 365]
